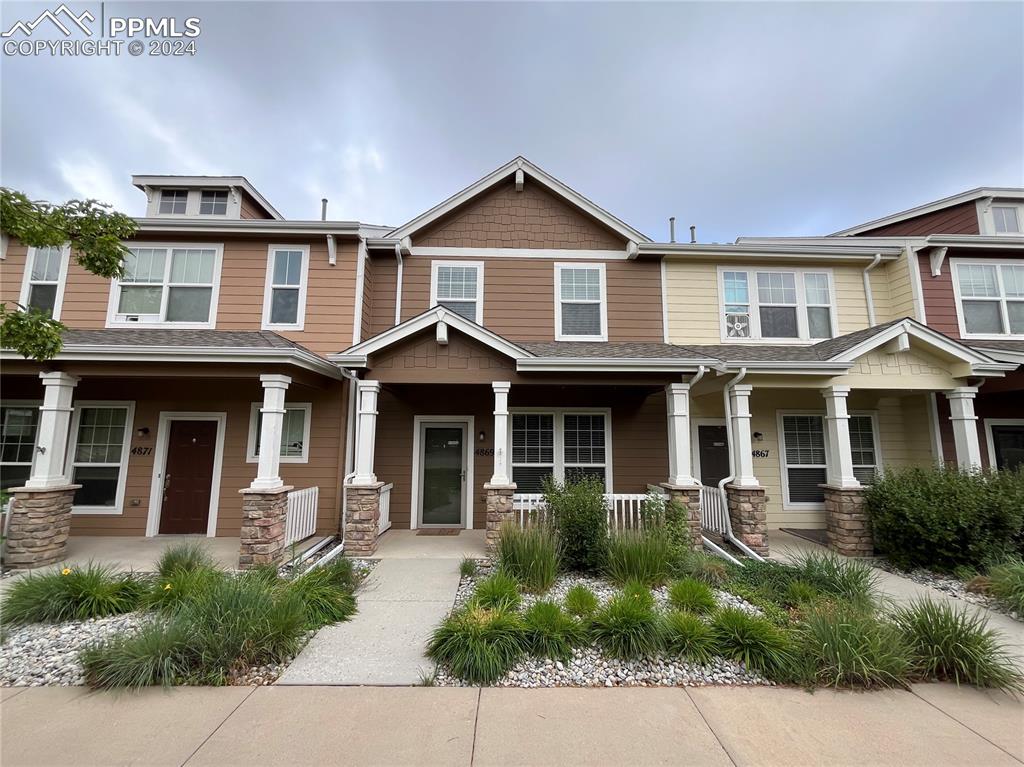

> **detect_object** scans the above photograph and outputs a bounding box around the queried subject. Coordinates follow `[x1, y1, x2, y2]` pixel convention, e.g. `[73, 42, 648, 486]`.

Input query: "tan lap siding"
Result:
[367, 256, 398, 337]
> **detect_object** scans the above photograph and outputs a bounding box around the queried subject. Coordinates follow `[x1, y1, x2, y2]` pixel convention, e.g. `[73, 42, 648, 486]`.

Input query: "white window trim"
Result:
[65, 401, 136, 515]
[148, 189, 242, 219]
[245, 402, 312, 464]
[978, 200, 1024, 236]
[717, 266, 837, 343]
[261, 244, 311, 331]
[409, 415, 475, 530]
[984, 418, 1024, 470]
[508, 408, 614, 492]
[199, 190, 230, 216]
[950, 257, 1024, 340]
[0, 399, 42, 485]
[429, 260, 485, 325]
[554, 263, 608, 342]
[776, 410, 881, 511]
[19, 244, 71, 321]
[105, 242, 224, 329]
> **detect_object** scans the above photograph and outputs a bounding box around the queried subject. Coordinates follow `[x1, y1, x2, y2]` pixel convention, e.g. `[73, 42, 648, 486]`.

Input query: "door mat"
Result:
[416, 528, 461, 536]
[779, 528, 828, 546]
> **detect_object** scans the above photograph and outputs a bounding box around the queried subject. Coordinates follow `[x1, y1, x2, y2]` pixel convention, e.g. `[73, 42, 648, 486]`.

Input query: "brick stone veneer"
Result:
[725, 484, 769, 557]
[344, 482, 383, 557]
[660, 483, 703, 551]
[5, 485, 79, 569]
[484, 483, 516, 553]
[238, 486, 291, 569]
[823, 486, 872, 557]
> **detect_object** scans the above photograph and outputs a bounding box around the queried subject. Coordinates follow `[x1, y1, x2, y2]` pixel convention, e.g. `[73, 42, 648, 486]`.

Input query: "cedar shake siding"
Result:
[853, 200, 980, 237]
[416, 179, 626, 250]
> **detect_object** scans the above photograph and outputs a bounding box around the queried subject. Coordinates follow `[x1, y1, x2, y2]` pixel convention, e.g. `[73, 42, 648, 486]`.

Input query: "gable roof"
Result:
[832, 187, 1024, 237]
[386, 157, 650, 245]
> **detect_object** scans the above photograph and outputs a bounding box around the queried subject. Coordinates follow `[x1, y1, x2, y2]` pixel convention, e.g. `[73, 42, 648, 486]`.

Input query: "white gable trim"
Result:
[387, 157, 649, 244]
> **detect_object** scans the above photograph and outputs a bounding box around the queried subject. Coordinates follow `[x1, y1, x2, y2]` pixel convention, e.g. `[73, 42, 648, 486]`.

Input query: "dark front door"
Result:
[991, 424, 1024, 471]
[697, 425, 730, 487]
[159, 420, 218, 534]
[420, 425, 465, 526]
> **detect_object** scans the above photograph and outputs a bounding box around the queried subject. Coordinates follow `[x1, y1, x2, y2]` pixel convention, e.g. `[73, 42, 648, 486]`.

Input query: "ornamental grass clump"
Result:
[472, 571, 522, 611]
[711, 607, 793, 679]
[144, 565, 225, 614]
[459, 558, 479, 578]
[81, 619, 192, 690]
[673, 551, 730, 587]
[661, 611, 717, 663]
[606, 530, 672, 587]
[522, 601, 584, 662]
[891, 599, 1024, 693]
[798, 604, 911, 689]
[155, 542, 216, 578]
[988, 559, 1024, 615]
[563, 584, 599, 619]
[668, 578, 717, 615]
[496, 522, 560, 593]
[284, 560, 359, 630]
[588, 593, 663, 659]
[789, 552, 878, 608]
[426, 605, 526, 684]
[1, 563, 148, 625]
[621, 579, 656, 611]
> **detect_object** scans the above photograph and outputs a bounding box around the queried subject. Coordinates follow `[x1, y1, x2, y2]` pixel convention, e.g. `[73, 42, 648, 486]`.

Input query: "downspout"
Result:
[394, 242, 404, 326]
[862, 253, 882, 327]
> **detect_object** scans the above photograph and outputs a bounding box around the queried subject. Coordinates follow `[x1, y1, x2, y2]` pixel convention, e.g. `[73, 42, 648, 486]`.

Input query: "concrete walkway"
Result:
[2, 684, 1021, 766]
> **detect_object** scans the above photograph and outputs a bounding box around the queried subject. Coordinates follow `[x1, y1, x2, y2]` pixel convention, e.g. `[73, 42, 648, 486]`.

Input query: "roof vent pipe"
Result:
[669, 217, 676, 243]
[321, 198, 328, 221]
[690, 225, 697, 244]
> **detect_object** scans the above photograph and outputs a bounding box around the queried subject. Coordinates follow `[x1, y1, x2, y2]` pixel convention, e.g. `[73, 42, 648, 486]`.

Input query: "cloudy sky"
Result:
[2, 1, 1021, 241]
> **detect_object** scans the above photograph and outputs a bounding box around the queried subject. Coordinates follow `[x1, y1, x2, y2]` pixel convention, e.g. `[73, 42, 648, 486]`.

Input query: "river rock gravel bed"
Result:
[874, 560, 1020, 622]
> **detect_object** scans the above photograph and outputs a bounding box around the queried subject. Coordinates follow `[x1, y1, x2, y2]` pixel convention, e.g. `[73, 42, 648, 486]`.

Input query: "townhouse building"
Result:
[1, 160, 1019, 569]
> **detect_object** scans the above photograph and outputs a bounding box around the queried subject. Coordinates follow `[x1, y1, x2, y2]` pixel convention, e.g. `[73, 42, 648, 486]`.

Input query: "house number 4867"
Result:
[751, 449, 770, 458]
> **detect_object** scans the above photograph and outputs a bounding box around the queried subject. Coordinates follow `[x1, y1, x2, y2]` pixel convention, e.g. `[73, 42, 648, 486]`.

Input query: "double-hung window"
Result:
[779, 412, 879, 507]
[109, 244, 222, 327]
[430, 261, 483, 324]
[555, 264, 607, 341]
[67, 403, 134, 513]
[159, 190, 188, 215]
[849, 415, 879, 484]
[952, 260, 1024, 338]
[0, 402, 40, 492]
[991, 205, 1022, 234]
[510, 411, 610, 492]
[246, 403, 312, 463]
[19, 245, 69, 319]
[719, 268, 834, 341]
[199, 190, 228, 215]
[262, 245, 309, 329]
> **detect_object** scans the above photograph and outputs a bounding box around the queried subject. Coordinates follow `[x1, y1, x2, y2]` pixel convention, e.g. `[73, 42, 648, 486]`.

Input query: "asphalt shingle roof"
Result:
[60, 329, 308, 351]
[517, 342, 716, 360]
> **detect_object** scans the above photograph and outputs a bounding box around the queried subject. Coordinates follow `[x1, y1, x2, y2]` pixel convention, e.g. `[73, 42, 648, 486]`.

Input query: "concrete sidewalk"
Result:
[1, 684, 1021, 766]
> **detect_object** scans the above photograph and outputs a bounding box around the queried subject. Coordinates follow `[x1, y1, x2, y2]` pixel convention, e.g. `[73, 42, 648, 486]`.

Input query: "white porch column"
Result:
[490, 381, 512, 485]
[250, 374, 291, 490]
[821, 385, 860, 489]
[729, 384, 759, 487]
[352, 380, 381, 486]
[666, 383, 697, 486]
[946, 387, 982, 469]
[25, 371, 79, 489]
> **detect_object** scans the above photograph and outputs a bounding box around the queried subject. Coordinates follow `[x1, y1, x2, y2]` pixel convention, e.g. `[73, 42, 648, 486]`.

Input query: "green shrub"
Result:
[564, 584, 599, 618]
[522, 601, 584, 662]
[865, 466, 1024, 571]
[720, 583, 791, 627]
[667, 578, 717, 615]
[621, 579, 656, 611]
[81, 619, 191, 690]
[799, 604, 911, 688]
[589, 594, 663, 659]
[640, 492, 692, 559]
[789, 552, 878, 608]
[606, 530, 672, 586]
[543, 476, 608, 573]
[426, 605, 526, 684]
[726, 559, 802, 604]
[144, 566, 225, 613]
[496, 522, 559, 593]
[473, 571, 522, 611]
[459, 558, 479, 578]
[711, 608, 793, 678]
[155, 542, 216, 578]
[988, 558, 1024, 615]
[285, 561, 358, 629]
[661, 611, 716, 663]
[784, 580, 821, 608]
[892, 599, 1023, 692]
[1, 563, 148, 625]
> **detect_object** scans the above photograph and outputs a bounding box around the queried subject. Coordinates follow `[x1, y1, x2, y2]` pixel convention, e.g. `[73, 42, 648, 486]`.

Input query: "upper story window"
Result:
[262, 245, 309, 330]
[992, 205, 1022, 234]
[199, 190, 229, 215]
[158, 190, 188, 215]
[952, 259, 1024, 338]
[555, 263, 607, 341]
[430, 261, 483, 324]
[107, 244, 222, 328]
[19, 245, 69, 319]
[719, 267, 834, 341]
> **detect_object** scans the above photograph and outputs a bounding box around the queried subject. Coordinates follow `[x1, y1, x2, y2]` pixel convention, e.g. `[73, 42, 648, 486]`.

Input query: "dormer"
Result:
[132, 175, 283, 220]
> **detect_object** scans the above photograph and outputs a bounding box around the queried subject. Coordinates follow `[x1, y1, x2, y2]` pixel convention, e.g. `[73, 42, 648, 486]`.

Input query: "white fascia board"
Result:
[134, 218, 360, 235]
[829, 320, 998, 367]
[386, 157, 650, 244]
[972, 348, 1024, 365]
[924, 235, 1024, 250]
[516, 357, 719, 373]
[411, 246, 630, 260]
[713, 361, 851, 374]
[645, 243, 902, 260]
[831, 188, 1024, 236]
[736, 235, 923, 247]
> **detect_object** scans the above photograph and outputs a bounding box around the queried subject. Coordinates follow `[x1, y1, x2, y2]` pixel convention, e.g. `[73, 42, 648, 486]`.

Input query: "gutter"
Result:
[862, 253, 882, 326]
[134, 218, 361, 236]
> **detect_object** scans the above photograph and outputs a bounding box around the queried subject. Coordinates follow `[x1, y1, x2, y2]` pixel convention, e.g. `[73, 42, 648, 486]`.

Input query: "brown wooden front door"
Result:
[159, 420, 218, 535]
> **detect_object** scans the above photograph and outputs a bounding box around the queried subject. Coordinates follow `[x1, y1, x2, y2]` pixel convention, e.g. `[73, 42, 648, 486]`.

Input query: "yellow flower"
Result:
[61, 568, 71, 576]
[163, 583, 173, 591]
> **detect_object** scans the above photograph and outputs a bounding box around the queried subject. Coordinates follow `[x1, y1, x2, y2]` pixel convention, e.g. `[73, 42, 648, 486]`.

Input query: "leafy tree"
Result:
[1, 189, 136, 360]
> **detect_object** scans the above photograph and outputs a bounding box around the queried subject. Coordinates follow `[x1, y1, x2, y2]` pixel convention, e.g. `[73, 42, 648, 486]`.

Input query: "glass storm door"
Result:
[420, 425, 466, 526]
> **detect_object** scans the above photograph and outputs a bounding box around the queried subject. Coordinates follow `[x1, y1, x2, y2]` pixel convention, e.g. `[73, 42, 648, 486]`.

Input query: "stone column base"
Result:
[823, 485, 872, 557]
[725, 484, 769, 557]
[344, 482, 384, 557]
[660, 483, 703, 551]
[484, 483, 516, 553]
[238, 485, 292, 569]
[5, 484, 80, 569]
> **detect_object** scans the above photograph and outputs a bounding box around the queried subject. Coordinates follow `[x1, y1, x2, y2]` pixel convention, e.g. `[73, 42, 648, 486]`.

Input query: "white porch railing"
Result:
[378, 483, 393, 535]
[512, 493, 665, 531]
[699, 484, 730, 535]
[285, 486, 318, 546]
